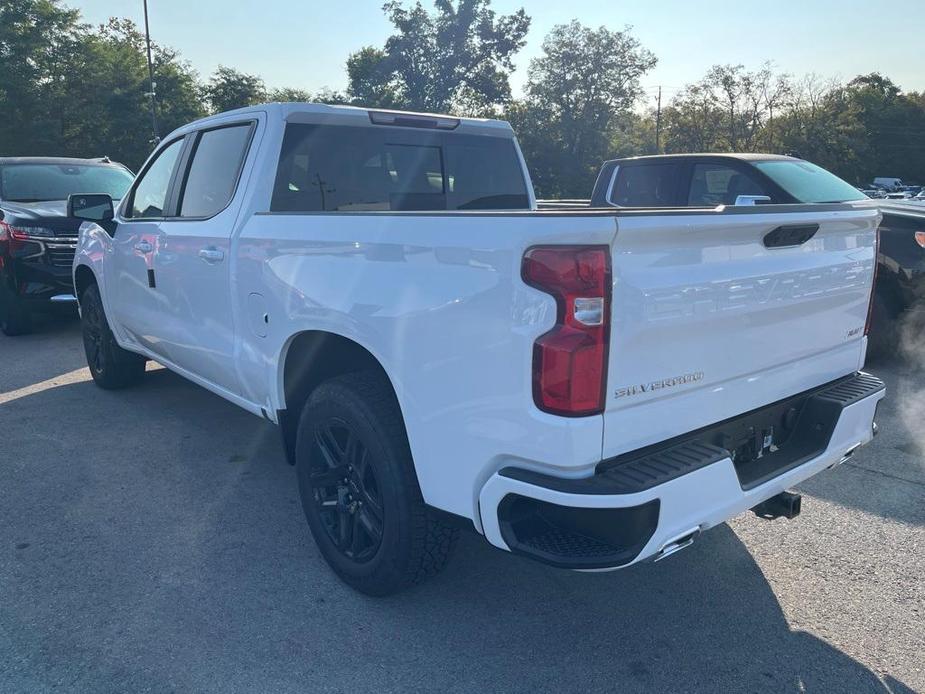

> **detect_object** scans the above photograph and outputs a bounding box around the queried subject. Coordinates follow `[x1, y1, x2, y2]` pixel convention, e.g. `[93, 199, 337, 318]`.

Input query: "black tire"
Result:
[80, 283, 146, 389]
[295, 372, 458, 596]
[0, 286, 32, 336]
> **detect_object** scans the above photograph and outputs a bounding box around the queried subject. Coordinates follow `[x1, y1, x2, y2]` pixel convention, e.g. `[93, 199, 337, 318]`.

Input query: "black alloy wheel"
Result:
[81, 291, 106, 373]
[79, 283, 145, 389]
[310, 418, 384, 563]
[295, 372, 458, 595]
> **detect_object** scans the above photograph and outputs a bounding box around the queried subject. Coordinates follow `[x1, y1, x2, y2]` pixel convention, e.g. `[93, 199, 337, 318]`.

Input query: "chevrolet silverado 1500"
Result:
[72, 104, 885, 595]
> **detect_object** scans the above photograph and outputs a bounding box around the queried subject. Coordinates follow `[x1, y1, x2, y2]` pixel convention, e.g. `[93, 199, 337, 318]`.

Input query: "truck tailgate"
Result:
[602, 205, 880, 459]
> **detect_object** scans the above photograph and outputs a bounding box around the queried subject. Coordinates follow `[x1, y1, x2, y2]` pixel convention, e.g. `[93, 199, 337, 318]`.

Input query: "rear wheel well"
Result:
[74, 265, 97, 300]
[279, 331, 399, 464]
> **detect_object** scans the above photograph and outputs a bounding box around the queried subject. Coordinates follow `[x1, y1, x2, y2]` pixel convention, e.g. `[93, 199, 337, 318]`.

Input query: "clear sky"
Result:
[75, 0, 924, 104]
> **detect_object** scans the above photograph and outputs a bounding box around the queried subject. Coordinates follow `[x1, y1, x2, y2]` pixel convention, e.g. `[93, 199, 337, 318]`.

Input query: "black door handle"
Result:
[763, 224, 819, 248]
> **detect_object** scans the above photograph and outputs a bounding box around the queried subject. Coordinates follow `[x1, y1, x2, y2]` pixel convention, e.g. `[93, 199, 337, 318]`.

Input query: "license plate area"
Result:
[597, 373, 884, 491]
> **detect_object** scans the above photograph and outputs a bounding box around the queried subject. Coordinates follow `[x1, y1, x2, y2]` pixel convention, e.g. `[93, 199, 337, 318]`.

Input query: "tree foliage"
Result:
[0, 0, 82, 154]
[268, 87, 314, 103]
[3, 0, 925, 193]
[661, 63, 791, 153]
[0, 1, 204, 168]
[70, 19, 205, 166]
[509, 21, 657, 197]
[659, 67, 925, 186]
[203, 66, 267, 114]
[347, 0, 530, 114]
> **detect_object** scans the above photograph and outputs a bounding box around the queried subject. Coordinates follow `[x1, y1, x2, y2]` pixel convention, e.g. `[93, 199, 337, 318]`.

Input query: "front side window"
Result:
[610, 164, 681, 207]
[179, 124, 253, 218]
[687, 163, 770, 206]
[753, 160, 867, 204]
[128, 139, 184, 218]
[271, 124, 529, 212]
[0, 164, 133, 203]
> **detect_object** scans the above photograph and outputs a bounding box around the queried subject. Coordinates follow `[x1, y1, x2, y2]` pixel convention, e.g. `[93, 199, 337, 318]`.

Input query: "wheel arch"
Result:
[276, 330, 405, 465]
[73, 263, 98, 300]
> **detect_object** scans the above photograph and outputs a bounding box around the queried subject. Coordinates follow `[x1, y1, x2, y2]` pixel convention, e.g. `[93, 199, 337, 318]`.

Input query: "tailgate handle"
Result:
[763, 224, 819, 248]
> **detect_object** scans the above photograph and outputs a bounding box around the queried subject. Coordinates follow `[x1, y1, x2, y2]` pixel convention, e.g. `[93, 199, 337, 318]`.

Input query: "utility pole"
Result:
[655, 85, 662, 153]
[143, 0, 160, 145]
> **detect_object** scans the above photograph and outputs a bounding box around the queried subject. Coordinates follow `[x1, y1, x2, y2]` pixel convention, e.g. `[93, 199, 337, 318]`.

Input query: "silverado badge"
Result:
[615, 371, 704, 399]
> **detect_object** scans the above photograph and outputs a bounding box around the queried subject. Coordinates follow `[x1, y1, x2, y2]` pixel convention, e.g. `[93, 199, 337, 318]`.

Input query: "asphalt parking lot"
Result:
[1, 316, 923, 693]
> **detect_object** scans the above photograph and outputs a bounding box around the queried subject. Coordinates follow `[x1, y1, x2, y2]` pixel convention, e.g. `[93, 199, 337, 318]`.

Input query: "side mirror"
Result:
[68, 193, 114, 222]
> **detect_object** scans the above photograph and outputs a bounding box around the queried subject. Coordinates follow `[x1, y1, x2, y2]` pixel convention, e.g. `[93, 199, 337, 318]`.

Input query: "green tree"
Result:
[765, 73, 925, 184]
[203, 66, 267, 114]
[268, 87, 313, 102]
[842, 73, 925, 183]
[0, 3, 204, 169]
[609, 111, 657, 158]
[510, 21, 656, 198]
[661, 63, 792, 153]
[346, 47, 402, 108]
[311, 87, 352, 105]
[61, 18, 205, 168]
[764, 76, 866, 181]
[346, 0, 530, 114]
[656, 68, 925, 185]
[0, 0, 83, 154]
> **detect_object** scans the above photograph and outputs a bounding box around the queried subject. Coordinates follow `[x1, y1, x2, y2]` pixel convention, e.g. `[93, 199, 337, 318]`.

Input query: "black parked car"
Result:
[585, 153, 925, 357]
[0, 157, 134, 335]
[868, 202, 925, 354]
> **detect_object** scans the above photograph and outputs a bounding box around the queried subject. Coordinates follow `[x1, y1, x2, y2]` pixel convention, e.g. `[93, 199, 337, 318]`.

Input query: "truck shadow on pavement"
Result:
[795, 359, 925, 528]
[0, 361, 918, 693]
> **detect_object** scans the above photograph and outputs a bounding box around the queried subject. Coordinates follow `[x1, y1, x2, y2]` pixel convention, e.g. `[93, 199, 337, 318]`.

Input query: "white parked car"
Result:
[71, 103, 885, 595]
[873, 177, 904, 191]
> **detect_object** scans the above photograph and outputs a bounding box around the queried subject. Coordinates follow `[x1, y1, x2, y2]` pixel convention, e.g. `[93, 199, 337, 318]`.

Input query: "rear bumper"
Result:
[478, 373, 885, 570]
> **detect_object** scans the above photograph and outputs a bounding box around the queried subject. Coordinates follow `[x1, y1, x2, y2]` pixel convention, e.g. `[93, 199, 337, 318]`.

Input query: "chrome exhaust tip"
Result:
[654, 526, 700, 562]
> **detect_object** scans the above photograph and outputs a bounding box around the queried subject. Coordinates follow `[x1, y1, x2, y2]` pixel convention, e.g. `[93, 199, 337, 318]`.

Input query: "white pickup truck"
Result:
[71, 103, 885, 595]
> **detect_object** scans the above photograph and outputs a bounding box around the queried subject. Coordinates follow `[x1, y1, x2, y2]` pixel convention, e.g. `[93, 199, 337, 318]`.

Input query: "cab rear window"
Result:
[271, 124, 530, 212]
[609, 164, 680, 207]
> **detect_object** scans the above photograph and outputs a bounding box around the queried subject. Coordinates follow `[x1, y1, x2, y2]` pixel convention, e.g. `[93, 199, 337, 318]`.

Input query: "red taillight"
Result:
[522, 245, 611, 416]
[865, 227, 880, 337]
[915, 231, 925, 249]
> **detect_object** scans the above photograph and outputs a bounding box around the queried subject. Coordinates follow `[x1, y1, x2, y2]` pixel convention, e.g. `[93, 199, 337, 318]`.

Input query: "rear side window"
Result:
[687, 163, 770, 206]
[271, 124, 529, 212]
[179, 123, 253, 218]
[610, 164, 680, 207]
[128, 138, 184, 218]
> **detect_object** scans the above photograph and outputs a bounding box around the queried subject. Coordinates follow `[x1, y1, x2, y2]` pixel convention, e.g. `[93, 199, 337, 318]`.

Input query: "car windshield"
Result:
[753, 160, 867, 203]
[0, 163, 134, 203]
